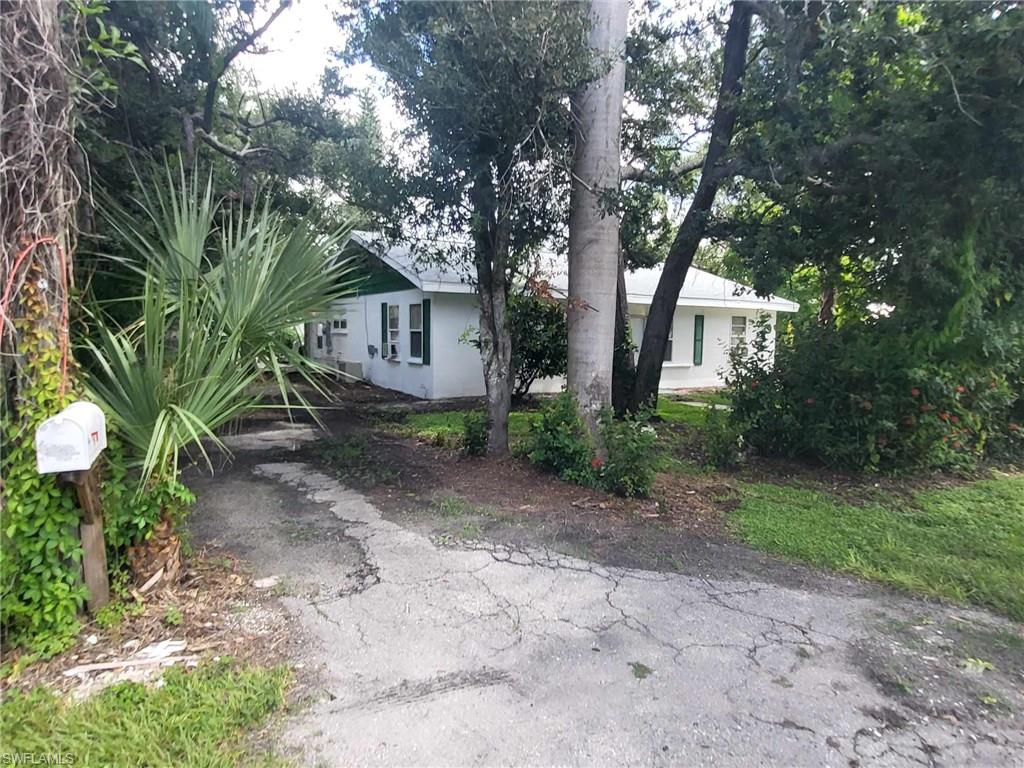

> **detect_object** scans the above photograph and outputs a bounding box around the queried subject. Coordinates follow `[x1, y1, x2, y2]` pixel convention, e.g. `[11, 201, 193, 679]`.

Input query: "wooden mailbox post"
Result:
[35, 401, 110, 611]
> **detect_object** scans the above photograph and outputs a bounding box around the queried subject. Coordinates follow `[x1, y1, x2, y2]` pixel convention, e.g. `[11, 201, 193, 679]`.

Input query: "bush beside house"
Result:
[727, 318, 1023, 472]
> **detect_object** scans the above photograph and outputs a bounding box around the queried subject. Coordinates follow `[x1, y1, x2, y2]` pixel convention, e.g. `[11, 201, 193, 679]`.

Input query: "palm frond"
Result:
[84, 161, 361, 491]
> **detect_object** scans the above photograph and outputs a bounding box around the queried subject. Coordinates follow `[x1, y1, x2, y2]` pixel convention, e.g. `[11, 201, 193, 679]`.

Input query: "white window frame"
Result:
[332, 317, 348, 334]
[408, 303, 424, 363]
[629, 315, 644, 365]
[664, 319, 673, 362]
[731, 315, 748, 348]
[387, 304, 400, 360]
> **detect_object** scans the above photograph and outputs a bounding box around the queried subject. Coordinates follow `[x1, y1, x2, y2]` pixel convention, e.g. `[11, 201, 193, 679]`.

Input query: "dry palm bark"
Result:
[1, 0, 79, 382]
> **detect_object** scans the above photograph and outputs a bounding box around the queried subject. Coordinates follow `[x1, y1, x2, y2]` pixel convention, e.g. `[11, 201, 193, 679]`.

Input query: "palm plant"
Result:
[85, 162, 362, 489]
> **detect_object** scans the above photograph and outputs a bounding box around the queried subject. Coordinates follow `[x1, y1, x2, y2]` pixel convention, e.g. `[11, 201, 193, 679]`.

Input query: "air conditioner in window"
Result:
[389, 343, 399, 359]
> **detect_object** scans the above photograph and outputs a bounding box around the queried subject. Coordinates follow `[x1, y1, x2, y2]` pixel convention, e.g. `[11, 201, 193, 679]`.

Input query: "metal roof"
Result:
[350, 232, 799, 313]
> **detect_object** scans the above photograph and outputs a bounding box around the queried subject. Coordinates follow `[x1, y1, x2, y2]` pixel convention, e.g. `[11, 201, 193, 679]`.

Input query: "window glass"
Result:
[409, 304, 423, 360]
[731, 316, 747, 347]
[388, 304, 400, 358]
[664, 319, 674, 362]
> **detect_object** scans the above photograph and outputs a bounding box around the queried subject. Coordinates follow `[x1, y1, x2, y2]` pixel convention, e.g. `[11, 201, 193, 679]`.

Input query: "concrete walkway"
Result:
[190, 459, 1023, 767]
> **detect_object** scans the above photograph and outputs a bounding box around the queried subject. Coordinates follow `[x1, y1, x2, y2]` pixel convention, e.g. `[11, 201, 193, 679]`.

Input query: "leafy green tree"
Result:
[77, 1, 384, 221]
[75, 1, 387, 327]
[727, 1, 1024, 344]
[509, 295, 567, 402]
[717, 1, 1024, 470]
[610, 0, 743, 410]
[344, 0, 595, 454]
[627, 0, 754, 410]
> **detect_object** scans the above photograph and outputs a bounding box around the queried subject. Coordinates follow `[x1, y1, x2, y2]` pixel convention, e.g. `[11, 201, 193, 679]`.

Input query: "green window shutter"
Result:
[422, 298, 431, 365]
[693, 314, 704, 366]
[381, 302, 388, 351]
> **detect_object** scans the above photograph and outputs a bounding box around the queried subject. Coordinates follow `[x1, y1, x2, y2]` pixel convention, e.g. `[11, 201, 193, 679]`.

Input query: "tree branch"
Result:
[201, 0, 292, 131]
[195, 128, 273, 163]
[621, 154, 705, 184]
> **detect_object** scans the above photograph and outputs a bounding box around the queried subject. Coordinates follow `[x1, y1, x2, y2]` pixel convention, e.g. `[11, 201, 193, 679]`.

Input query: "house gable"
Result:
[347, 242, 418, 295]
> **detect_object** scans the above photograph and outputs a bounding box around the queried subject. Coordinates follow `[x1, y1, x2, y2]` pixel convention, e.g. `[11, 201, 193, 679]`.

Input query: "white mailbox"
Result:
[35, 401, 107, 474]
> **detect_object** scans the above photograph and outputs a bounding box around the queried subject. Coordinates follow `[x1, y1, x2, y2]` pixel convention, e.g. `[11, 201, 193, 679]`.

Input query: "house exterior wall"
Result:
[531, 306, 775, 395]
[310, 292, 777, 400]
[428, 292, 487, 399]
[636, 305, 776, 391]
[312, 287, 436, 399]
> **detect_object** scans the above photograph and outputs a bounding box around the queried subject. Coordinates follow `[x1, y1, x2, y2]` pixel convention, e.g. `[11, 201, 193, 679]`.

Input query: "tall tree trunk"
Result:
[472, 173, 513, 456]
[818, 283, 836, 325]
[1, 0, 79, 392]
[611, 252, 635, 415]
[629, 1, 753, 411]
[567, 0, 628, 442]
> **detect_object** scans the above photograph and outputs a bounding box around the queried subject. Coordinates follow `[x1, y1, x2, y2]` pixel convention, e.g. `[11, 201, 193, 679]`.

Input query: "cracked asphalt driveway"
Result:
[190, 459, 1023, 767]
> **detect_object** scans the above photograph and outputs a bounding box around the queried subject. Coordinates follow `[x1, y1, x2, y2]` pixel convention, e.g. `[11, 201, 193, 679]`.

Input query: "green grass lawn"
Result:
[395, 400, 707, 441]
[393, 409, 537, 448]
[731, 474, 1024, 620]
[655, 400, 709, 426]
[396, 403, 711, 472]
[0, 660, 289, 767]
[677, 390, 732, 407]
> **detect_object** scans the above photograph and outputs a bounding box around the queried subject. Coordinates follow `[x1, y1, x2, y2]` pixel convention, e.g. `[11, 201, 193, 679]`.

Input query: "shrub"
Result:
[728, 316, 1024, 472]
[102, 437, 195, 573]
[527, 391, 594, 484]
[462, 410, 488, 456]
[702, 406, 745, 469]
[528, 392, 659, 497]
[86, 163, 361, 491]
[509, 295, 567, 400]
[598, 410, 658, 497]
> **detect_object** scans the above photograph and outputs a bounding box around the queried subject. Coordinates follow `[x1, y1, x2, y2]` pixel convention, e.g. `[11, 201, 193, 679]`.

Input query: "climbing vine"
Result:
[1, 273, 84, 656]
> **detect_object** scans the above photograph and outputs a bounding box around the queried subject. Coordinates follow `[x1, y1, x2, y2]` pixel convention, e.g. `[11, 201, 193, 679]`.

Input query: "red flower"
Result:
[950, 415, 959, 424]
[804, 397, 815, 406]
[751, 379, 760, 389]
[920, 404, 935, 412]
[910, 388, 921, 397]
[956, 385, 966, 394]
[938, 411, 950, 421]
[877, 437, 889, 446]
[591, 457, 604, 469]
[952, 441, 962, 450]
[1010, 423, 1021, 433]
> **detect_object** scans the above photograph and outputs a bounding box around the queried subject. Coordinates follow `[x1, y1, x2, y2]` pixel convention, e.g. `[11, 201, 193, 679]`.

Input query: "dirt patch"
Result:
[280, 408, 871, 596]
[853, 608, 1024, 726]
[1, 549, 304, 699]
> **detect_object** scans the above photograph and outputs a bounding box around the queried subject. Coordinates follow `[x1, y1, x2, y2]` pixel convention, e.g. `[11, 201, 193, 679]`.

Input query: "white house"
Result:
[308, 234, 798, 400]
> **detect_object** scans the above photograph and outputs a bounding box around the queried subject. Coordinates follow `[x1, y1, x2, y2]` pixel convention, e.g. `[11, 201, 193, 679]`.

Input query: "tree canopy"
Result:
[343, 0, 597, 453]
